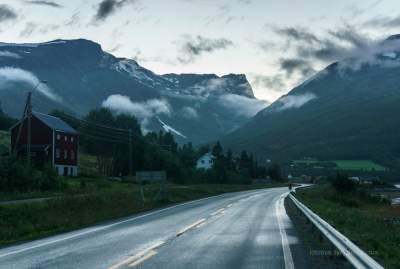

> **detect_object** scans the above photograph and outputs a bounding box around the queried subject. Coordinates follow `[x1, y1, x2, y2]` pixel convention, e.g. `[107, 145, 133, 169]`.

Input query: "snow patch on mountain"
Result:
[383, 52, 397, 59]
[0, 40, 67, 48]
[0, 51, 21, 59]
[157, 118, 187, 139]
[114, 59, 154, 82]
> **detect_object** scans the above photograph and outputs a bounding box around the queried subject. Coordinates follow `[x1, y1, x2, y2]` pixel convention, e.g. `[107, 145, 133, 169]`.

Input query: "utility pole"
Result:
[13, 81, 46, 161]
[13, 94, 30, 156]
[128, 129, 133, 176]
[26, 92, 32, 166]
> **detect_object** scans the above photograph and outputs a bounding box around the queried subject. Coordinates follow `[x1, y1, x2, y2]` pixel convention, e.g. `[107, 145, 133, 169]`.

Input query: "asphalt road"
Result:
[0, 187, 310, 269]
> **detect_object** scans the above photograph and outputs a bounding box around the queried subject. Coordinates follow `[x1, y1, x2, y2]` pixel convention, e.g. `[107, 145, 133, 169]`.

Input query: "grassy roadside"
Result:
[295, 185, 400, 269]
[0, 181, 285, 247]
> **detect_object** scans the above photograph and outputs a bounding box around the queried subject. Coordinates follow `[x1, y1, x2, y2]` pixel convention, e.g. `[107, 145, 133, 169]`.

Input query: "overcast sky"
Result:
[0, 0, 399, 102]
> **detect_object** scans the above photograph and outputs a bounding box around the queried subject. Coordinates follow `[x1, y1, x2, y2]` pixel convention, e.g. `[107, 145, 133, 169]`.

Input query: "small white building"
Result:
[196, 152, 214, 170]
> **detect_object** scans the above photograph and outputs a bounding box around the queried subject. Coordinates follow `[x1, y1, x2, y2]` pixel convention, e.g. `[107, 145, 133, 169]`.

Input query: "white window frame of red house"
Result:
[56, 148, 60, 158]
[64, 150, 68, 159]
[71, 150, 75, 160]
[57, 134, 60, 140]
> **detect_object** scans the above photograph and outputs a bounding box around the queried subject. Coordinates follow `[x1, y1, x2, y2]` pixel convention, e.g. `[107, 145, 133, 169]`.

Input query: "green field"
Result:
[0, 130, 10, 155]
[293, 160, 319, 165]
[0, 130, 10, 146]
[293, 159, 388, 172]
[333, 160, 387, 172]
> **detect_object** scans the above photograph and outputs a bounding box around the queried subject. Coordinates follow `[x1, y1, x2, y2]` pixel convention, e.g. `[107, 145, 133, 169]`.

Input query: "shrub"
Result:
[331, 173, 356, 193]
[40, 164, 59, 191]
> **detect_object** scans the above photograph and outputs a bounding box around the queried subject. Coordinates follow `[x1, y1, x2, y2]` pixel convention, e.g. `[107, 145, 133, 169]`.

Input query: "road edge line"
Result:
[275, 194, 295, 269]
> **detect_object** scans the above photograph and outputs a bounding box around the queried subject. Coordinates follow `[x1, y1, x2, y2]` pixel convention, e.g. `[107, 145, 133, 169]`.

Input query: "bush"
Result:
[0, 157, 61, 192]
[40, 164, 60, 191]
[331, 173, 356, 192]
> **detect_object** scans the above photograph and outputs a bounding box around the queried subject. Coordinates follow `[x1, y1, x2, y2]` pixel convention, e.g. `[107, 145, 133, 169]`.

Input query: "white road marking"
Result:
[227, 203, 233, 208]
[128, 250, 157, 267]
[210, 208, 225, 216]
[275, 194, 295, 269]
[176, 218, 206, 237]
[0, 188, 274, 260]
[108, 241, 164, 269]
[0, 192, 241, 259]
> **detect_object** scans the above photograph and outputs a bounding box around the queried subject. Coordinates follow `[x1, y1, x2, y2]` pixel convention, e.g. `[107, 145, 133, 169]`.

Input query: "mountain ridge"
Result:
[222, 38, 400, 163]
[0, 38, 266, 144]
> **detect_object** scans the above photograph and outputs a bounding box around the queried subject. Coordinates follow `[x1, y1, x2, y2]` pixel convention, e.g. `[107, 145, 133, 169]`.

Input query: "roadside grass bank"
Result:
[294, 185, 400, 269]
[0, 176, 121, 202]
[0, 182, 285, 247]
[284, 196, 353, 269]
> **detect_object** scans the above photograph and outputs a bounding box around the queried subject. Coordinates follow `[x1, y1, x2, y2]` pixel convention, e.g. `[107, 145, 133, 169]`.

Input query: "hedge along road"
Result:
[0, 187, 310, 269]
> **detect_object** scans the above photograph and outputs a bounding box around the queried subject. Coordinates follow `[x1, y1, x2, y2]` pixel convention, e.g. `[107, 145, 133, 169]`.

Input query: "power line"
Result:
[31, 94, 174, 151]
[78, 132, 127, 144]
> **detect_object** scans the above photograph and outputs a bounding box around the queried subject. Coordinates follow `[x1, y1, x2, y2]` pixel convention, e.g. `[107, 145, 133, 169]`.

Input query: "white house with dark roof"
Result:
[196, 152, 214, 170]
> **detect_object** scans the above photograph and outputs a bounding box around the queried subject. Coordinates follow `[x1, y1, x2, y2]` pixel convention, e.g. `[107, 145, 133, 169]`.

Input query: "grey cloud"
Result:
[177, 35, 233, 64]
[273, 26, 320, 45]
[25, 1, 62, 8]
[272, 92, 317, 112]
[0, 4, 17, 22]
[363, 15, 400, 29]
[327, 26, 369, 48]
[345, 0, 382, 17]
[237, 0, 252, 4]
[20, 22, 38, 37]
[102, 95, 172, 131]
[205, 2, 247, 25]
[95, 0, 136, 21]
[0, 67, 61, 101]
[279, 58, 315, 78]
[180, 107, 199, 119]
[251, 74, 285, 93]
[270, 24, 400, 78]
[218, 94, 269, 117]
[65, 12, 81, 27]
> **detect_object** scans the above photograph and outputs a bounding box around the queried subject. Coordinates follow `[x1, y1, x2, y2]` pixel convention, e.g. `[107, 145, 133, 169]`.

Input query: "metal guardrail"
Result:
[289, 194, 384, 269]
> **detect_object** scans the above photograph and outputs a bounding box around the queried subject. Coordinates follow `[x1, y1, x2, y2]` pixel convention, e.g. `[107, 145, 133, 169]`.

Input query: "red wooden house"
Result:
[10, 112, 79, 176]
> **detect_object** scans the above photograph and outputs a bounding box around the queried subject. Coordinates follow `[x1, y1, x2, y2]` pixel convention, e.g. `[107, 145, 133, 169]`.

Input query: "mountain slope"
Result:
[0, 39, 266, 144]
[223, 37, 400, 161]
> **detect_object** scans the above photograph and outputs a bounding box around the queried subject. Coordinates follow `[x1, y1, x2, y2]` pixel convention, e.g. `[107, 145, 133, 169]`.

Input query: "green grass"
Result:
[293, 160, 319, 165]
[78, 154, 99, 176]
[333, 160, 387, 172]
[293, 159, 388, 172]
[0, 130, 10, 146]
[296, 185, 400, 269]
[0, 176, 118, 201]
[0, 130, 10, 155]
[0, 181, 285, 246]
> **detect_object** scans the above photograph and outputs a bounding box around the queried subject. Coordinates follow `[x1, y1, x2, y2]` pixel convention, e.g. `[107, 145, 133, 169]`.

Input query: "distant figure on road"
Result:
[288, 182, 293, 191]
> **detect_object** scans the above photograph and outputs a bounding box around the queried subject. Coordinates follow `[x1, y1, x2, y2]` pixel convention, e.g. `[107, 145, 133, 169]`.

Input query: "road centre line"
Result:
[176, 218, 206, 237]
[108, 241, 164, 269]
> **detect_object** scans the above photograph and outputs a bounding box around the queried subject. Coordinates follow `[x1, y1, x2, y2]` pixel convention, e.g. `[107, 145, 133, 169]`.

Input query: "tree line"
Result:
[0, 107, 283, 192]
[53, 108, 283, 184]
